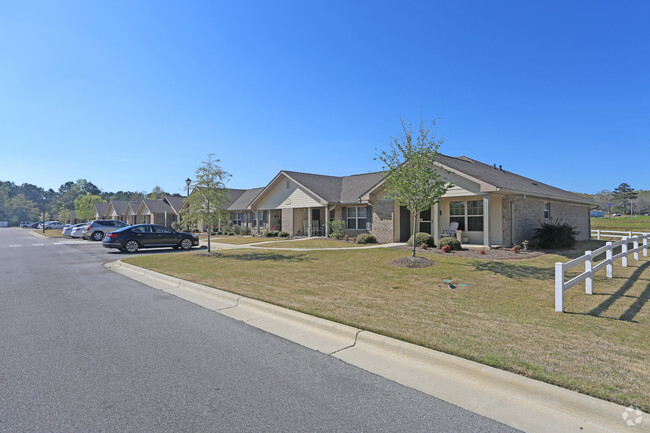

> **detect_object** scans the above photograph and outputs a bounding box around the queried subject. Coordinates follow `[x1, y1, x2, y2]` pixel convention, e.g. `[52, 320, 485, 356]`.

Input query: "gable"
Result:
[255, 178, 323, 209]
[440, 170, 482, 197]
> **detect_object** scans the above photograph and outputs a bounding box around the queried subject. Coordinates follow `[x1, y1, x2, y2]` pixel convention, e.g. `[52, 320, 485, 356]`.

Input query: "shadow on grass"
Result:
[228, 252, 313, 262]
[473, 261, 555, 280]
[566, 261, 650, 322]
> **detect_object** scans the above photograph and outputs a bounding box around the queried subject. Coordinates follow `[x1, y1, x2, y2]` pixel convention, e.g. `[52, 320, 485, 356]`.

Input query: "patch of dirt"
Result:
[388, 256, 434, 268]
[194, 252, 223, 258]
[395, 246, 544, 260]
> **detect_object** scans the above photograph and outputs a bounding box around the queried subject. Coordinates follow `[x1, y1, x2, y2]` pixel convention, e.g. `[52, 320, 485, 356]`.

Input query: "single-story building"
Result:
[221, 154, 594, 246]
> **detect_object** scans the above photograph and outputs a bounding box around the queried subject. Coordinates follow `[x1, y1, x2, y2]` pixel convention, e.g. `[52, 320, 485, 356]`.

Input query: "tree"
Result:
[377, 119, 452, 258]
[58, 207, 71, 224]
[74, 194, 106, 222]
[182, 154, 231, 252]
[612, 183, 637, 215]
[147, 186, 167, 200]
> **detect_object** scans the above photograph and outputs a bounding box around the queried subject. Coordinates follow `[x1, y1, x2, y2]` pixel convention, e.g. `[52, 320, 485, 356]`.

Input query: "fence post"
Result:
[585, 250, 593, 295]
[606, 242, 613, 278]
[629, 231, 633, 238]
[633, 236, 639, 261]
[555, 262, 564, 312]
[597, 229, 601, 240]
[644, 235, 648, 258]
[622, 237, 628, 267]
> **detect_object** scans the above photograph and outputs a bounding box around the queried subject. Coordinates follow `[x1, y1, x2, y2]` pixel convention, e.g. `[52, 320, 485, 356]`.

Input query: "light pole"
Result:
[41, 196, 46, 234]
[185, 178, 191, 231]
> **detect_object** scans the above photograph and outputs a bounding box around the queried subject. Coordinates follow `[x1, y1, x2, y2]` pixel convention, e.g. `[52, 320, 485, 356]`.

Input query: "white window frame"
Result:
[544, 202, 550, 220]
[347, 206, 367, 230]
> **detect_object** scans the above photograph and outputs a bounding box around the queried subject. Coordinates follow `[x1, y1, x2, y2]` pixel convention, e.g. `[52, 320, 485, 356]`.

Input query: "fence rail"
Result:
[555, 234, 649, 312]
[591, 229, 648, 240]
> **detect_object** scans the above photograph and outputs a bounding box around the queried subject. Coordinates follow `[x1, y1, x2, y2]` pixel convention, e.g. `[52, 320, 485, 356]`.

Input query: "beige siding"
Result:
[256, 179, 322, 209]
[489, 194, 503, 245]
[441, 172, 481, 198]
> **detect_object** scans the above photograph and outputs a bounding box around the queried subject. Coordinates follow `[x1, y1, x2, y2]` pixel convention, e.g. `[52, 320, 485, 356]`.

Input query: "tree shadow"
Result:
[473, 261, 555, 280]
[228, 252, 313, 262]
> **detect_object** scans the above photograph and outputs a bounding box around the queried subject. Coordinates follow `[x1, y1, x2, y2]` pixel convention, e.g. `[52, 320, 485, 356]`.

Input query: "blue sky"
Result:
[1, 1, 648, 195]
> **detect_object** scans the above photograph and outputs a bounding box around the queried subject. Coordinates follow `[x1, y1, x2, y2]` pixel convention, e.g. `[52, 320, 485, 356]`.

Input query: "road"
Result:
[0, 228, 520, 432]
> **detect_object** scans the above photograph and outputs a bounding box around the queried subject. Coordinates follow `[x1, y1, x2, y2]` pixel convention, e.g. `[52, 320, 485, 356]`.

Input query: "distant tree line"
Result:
[583, 182, 649, 215]
[0, 179, 181, 226]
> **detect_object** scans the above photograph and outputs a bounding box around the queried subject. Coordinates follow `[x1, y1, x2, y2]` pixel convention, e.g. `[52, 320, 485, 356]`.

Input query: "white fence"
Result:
[591, 229, 647, 240]
[554, 234, 649, 312]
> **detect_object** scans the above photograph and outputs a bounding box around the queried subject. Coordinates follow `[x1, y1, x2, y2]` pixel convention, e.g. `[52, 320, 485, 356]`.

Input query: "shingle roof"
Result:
[109, 200, 131, 215]
[226, 189, 247, 208]
[164, 195, 186, 214]
[282, 171, 343, 203]
[228, 188, 264, 211]
[94, 203, 108, 216]
[435, 155, 594, 204]
[340, 172, 386, 203]
[142, 199, 174, 213]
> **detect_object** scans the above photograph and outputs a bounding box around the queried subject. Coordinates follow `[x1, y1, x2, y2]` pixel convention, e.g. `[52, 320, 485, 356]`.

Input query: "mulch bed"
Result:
[394, 245, 544, 260]
[193, 252, 223, 258]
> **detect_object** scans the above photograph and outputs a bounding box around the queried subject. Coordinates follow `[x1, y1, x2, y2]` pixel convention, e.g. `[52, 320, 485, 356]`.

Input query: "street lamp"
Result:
[185, 178, 191, 231]
[41, 195, 47, 234]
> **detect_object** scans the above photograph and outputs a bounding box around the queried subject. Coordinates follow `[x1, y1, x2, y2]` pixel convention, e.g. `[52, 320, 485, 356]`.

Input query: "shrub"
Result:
[278, 231, 290, 237]
[330, 220, 347, 240]
[242, 226, 252, 235]
[532, 220, 578, 249]
[171, 221, 181, 231]
[406, 232, 435, 248]
[232, 224, 242, 235]
[264, 230, 279, 237]
[356, 233, 378, 244]
[438, 236, 461, 251]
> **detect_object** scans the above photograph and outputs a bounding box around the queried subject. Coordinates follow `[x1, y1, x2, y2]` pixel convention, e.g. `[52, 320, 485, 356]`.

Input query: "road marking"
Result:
[31, 243, 44, 246]
[10, 244, 21, 247]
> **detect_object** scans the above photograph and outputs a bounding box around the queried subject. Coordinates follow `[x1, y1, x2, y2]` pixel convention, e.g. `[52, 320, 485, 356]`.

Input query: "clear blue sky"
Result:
[1, 1, 648, 195]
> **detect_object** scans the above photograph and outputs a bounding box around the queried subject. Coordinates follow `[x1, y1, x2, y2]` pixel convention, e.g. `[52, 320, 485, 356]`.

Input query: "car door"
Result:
[131, 225, 156, 246]
[153, 225, 176, 246]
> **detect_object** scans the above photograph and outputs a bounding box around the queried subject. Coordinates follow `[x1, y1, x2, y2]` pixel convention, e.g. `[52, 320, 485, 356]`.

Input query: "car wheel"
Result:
[91, 231, 104, 241]
[180, 238, 193, 250]
[124, 240, 139, 253]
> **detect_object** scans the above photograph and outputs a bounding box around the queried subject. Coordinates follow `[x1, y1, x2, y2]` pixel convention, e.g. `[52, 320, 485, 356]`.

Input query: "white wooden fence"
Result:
[554, 234, 649, 312]
[591, 229, 647, 240]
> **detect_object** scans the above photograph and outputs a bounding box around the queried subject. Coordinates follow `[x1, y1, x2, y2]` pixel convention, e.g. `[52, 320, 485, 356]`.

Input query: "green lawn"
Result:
[125, 247, 650, 412]
[197, 235, 287, 245]
[592, 215, 650, 232]
[255, 239, 370, 248]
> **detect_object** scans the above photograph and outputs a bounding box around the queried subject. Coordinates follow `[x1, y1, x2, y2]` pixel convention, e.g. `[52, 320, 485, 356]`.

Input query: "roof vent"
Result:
[493, 164, 497, 169]
[499, 165, 503, 172]
[532, 182, 538, 186]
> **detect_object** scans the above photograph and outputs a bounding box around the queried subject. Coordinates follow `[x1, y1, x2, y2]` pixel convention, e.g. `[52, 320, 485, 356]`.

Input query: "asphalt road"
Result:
[0, 228, 521, 432]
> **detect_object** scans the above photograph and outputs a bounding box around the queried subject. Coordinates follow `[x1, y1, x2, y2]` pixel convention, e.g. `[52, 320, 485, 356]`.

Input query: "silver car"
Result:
[70, 224, 88, 238]
[43, 221, 65, 230]
[62, 223, 86, 237]
[81, 220, 130, 241]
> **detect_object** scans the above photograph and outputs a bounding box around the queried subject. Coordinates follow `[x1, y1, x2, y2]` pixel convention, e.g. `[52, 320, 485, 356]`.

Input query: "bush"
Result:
[171, 221, 181, 231]
[356, 233, 377, 244]
[438, 236, 462, 251]
[278, 231, 290, 237]
[242, 226, 252, 235]
[406, 232, 435, 248]
[330, 220, 347, 240]
[532, 220, 578, 249]
[264, 230, 279, 237]
[232, 224, 242, 235]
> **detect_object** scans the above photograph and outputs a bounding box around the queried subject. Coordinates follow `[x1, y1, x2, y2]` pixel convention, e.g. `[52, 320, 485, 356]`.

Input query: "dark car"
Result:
[30, 221, 43, 228]
[102, 224, 199, 253]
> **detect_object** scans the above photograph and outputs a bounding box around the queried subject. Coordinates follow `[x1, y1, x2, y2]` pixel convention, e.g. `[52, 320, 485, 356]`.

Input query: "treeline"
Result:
[579, 183, 650, 215]
[0, 179, 180, 226]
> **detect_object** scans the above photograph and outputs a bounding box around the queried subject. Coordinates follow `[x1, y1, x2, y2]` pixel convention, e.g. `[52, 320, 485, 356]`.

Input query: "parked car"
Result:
[31, 221, 43, 228]
[82, 220, 130, 241]
[62, 223, 86, 237]
[19, 221, 33, 228]
[42, 221, 65, 230]
[102, 224, 199, 253]
[70, 224, 88, 238]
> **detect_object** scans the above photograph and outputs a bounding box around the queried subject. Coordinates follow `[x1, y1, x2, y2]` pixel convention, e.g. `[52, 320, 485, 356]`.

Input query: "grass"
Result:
[255, 239, 370, 248]
[125, 247, 650, 412]
[36, 229, 64, 238]
[592, 216, 650, 232]
[197, 235, 287, 245]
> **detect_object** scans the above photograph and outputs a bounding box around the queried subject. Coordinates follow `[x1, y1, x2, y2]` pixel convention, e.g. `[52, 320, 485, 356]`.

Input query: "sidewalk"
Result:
[104, 260, 647, 433]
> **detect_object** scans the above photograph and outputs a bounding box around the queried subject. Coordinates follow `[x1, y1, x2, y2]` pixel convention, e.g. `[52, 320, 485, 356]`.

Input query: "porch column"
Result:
[308, 207, 312, 237]
[433, 202, 440, 244]
[255, 210, 260, 235]
[483, 194, 490, 247]
[325, 206, 329, 238]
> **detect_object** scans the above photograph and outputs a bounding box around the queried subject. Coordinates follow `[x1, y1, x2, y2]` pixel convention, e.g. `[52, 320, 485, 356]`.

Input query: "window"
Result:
[449, 201, 465, 231]
[286, 180, 290, 189]
[419, 208, 431, 233]
[232, 212, 242, 226]
[347, 207, 367, 229]
[155, 226, 172, 234]
[544, 202, 550, 220]
[449, 199, 484, 232]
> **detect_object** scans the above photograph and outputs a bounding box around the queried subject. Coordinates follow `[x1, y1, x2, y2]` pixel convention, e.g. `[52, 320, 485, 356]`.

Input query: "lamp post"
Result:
[41, 196, 46, 234]
[185, 178, 191, 231]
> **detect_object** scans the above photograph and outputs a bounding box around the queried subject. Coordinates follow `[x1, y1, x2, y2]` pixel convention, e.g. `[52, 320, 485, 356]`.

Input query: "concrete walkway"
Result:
[104, 260, 646, 433]
[199, 237, 405, 251]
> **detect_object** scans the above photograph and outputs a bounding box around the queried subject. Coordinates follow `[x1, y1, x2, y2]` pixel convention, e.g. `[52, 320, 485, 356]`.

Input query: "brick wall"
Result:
[371, 198, 394, 243]
[282, 208, 293, 235]
[509, 197, 590, 245]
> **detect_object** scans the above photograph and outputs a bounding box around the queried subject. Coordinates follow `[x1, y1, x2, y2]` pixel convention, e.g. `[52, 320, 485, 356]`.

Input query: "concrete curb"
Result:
[104, 260, 648, 433]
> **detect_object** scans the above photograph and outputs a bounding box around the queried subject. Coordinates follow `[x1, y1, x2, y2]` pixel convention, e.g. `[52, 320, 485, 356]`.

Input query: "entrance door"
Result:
[399, 206, 411, 242]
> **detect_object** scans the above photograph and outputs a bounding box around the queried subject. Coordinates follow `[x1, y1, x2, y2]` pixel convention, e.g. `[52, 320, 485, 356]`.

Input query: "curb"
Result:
[104, 260, 648, 433]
